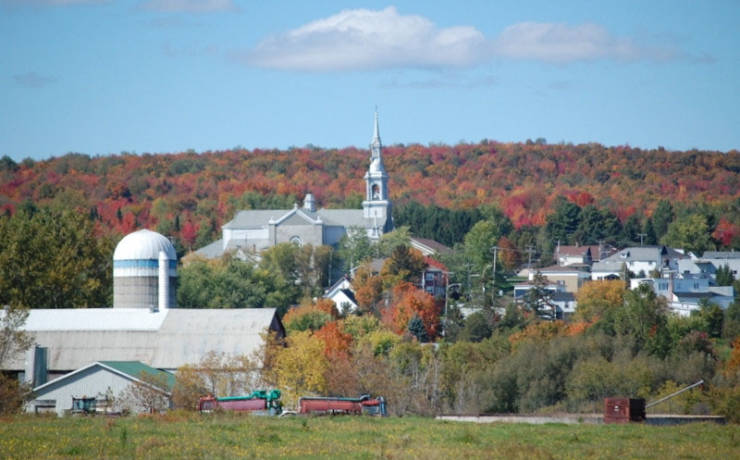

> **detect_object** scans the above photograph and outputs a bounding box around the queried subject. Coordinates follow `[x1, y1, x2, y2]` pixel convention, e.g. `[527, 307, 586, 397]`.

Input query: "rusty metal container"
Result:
[604, 397, 645, 423]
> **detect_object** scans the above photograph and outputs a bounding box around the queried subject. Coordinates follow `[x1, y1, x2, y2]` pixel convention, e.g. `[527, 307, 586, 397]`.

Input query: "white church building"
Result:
[195, 112, 393, 259]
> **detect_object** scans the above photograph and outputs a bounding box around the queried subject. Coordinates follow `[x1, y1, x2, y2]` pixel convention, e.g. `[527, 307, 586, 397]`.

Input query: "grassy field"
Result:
[0, 413, 737, 459]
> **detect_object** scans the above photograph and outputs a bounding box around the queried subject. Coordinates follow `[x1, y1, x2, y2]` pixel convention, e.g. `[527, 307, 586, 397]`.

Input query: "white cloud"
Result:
[246, 6, 488, 71]
[244, 8, 689, 71]
[140, 0, 237, 13]
[493, 22, 673, 63]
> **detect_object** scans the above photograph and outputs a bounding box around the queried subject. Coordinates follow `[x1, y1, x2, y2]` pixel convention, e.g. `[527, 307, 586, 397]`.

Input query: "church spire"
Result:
[370, 108, 382, 161]
[372, 109, 380, 144]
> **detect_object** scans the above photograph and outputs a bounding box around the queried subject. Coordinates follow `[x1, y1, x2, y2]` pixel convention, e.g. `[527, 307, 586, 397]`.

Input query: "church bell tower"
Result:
[362, 110, 392, 237]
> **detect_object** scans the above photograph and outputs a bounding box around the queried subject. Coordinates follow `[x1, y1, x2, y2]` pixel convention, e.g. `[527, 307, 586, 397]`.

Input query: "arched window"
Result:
[290, 236, 303, 246]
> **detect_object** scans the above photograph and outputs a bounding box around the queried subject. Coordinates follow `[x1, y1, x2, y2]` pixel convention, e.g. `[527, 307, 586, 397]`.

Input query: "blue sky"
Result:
[1, 0, 738, 160]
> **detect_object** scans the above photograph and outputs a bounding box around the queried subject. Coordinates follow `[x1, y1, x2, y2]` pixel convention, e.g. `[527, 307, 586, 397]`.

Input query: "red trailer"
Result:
[298, 395, 386, 416]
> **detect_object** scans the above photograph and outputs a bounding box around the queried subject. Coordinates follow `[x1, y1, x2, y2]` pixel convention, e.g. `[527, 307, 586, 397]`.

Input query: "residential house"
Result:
[630, 277, 735, 316]
[677, 251, 740, 282]
[591, 246, 687, 280]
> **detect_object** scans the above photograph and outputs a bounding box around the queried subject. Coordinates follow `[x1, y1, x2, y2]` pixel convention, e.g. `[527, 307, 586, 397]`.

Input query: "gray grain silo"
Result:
[113, 229, 177, 309]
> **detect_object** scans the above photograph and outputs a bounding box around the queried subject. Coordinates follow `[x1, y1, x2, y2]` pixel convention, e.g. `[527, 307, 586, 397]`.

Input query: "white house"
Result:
[323, 277, 359, 313]
[591, 246, 687, 280]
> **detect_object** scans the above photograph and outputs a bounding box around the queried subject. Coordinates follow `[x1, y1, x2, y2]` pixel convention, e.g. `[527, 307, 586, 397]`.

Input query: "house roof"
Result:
[32, 360, 174, 394]
[99, 361, 176, 389]
[9, 308, 283, 371]
[410, 237, 451, 256]
[702, 251, 740, 259]
[339, 289, 357, 305]
[537, 264, 590, 274]
[557, 246, 591, 257]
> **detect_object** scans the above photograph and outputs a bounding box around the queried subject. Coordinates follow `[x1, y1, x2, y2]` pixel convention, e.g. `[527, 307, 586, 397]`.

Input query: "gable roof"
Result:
[410, 237, 451, 256]
[557, 246, 591, 257]
[32, 361, 174, 394]
[99, 361, 176, 389]
[338, 289, 357, 305]
[222, 208, 369, 229]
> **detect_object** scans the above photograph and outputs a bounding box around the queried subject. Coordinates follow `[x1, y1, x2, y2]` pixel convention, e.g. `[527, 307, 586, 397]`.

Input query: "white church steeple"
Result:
[363, 109, 392, 237]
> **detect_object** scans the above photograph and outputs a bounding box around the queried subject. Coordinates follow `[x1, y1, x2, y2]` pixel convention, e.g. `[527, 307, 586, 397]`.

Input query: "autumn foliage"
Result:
[383, 282, 441, 339]
[1, 141, 736, 252]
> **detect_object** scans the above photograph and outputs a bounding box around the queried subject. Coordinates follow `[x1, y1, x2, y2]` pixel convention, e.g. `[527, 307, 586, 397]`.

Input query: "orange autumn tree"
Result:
[314, 321, 353, 359]
[385, 282, 441, 340]
[352, 264, 384, 313]
[313, 298, 339, 319]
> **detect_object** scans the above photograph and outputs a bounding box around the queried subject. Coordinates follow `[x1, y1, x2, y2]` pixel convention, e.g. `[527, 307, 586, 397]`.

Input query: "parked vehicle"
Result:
[298, 395, 387, 416]
[198, 389, 282, 415]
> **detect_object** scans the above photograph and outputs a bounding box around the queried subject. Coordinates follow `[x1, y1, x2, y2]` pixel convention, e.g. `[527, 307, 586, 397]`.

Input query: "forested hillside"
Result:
[1, 141, 738, 252]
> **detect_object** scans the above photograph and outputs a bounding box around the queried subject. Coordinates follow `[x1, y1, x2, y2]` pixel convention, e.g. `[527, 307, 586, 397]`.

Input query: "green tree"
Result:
[338, 226, 373, 270]
[408, 315, 430, 342]
[696, 301, 724, 338]
[523, 272, 556, 319]
[661, 214, 714, 255]
[652, 200, 674, 240]
[622, 213, 643, 245]
[643, 218, 658, 245]
[463, 220, 501, 273]
[715, 264, 733, 286]
[0, 208, 114, 309]
[458, 311, 492, 343]
[614, 284, 670, 356]
[378, 226, 412, 257]
[381, 245, 427, 286]
[545, 198, 581, 245]
[573, 205, 604, 245]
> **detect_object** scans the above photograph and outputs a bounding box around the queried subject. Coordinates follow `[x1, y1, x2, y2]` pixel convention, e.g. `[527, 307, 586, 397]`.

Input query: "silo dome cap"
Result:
[113, 229, 177, 261]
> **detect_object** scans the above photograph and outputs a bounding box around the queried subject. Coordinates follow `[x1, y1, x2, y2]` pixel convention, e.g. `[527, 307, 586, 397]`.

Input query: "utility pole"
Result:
[525, 245, 536, 269]
[491, 245, 500, 305]
[637, 233, 647, 247]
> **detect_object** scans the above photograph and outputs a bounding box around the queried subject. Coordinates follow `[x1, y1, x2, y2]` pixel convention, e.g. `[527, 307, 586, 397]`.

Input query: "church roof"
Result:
[223, 210, 293, 229]
[193, 238, 224, 258]
[222, 208, 368, 230]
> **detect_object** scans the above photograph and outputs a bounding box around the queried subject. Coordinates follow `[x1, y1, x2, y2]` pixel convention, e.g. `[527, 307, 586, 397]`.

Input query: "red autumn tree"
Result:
[386, 282, 441, 339]
[314, 321, 353, 358]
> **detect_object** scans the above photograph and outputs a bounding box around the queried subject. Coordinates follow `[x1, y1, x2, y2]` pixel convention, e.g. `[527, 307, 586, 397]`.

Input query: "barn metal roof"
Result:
[9, 308, 282, 372]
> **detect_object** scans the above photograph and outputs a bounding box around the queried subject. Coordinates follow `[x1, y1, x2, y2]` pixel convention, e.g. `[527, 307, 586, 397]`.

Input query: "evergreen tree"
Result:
[643, 218, 658, 245]
[652, 200, 674, 240]
[716, 264, 734, 286]
[622, 213, 642, 245]
[408, 314, 429, 342]
[546, 197, 581, 245]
